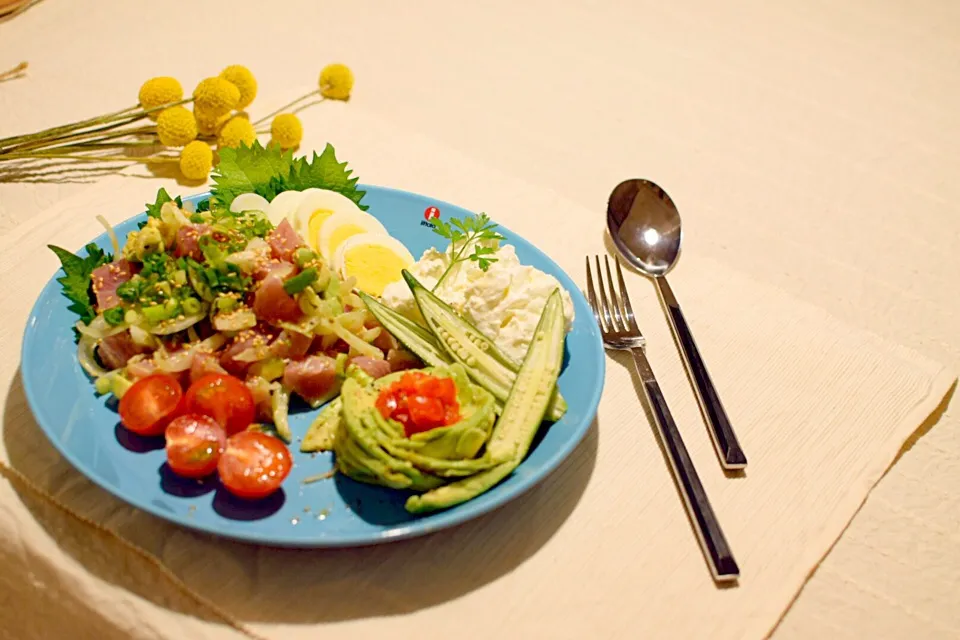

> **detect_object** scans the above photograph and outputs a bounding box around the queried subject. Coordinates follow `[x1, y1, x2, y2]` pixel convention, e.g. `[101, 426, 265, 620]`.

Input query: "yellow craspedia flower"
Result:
[318, 63, 354, 100]
[217, 115, 256, 149]
[194, 107, 231, 136]
[139, 77, 183, 120]
[156, 106, 198, 147]
[179, 140, 213, 181]
[270, 113, 303, 149]
[219, 65, 257, 110]
[193, 77, 241, 116]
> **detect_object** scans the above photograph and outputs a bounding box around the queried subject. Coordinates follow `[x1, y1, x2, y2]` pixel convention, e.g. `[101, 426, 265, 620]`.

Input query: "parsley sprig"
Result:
[432, 213, 505, 289]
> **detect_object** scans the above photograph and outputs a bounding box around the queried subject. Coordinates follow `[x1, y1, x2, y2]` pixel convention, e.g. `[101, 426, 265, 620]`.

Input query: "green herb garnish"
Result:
[283, 268, 318, 295]
[48, 243, 113, 335]
[432, 213, 505, 289]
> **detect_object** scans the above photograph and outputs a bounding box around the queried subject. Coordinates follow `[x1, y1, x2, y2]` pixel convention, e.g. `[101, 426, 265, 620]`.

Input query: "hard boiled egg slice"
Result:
[266, 190, 305, 226]
[333, 233, 415, 296]
[229, 193, 270, 215]
[318, 209, 388, 263]
[291, 189, 366, 254]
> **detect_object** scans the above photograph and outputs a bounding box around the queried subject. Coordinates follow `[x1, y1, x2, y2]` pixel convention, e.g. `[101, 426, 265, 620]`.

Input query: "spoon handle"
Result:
[655, 277, 747, 470]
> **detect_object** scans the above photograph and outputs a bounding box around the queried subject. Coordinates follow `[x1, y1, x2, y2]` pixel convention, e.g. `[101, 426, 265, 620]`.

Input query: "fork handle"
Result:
[655, 278, 747, 470]
[630, 347, 740, 583]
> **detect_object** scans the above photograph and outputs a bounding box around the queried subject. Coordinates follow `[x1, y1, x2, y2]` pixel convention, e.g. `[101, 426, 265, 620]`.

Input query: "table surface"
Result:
[2, 1, 959, 638]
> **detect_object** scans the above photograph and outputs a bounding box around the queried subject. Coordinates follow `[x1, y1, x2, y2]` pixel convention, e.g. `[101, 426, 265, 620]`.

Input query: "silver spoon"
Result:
[607, 178, 747, 471]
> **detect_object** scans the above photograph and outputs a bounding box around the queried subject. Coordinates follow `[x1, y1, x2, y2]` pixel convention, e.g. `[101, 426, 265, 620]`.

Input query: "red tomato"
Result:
[184, 374, 255, 435]
[407, 394, 446, 434]
[217, 431, 292, 500]
[376, 372, 461, 436]
[118, 373, 184, 436]
[164, 414, 226, 478]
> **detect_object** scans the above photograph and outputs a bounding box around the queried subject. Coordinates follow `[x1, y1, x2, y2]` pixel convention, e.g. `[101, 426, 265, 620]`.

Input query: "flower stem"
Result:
[0, 151, 178, 164]
[253, 91, 321, 126]
[0, 98, 190, 150]
[0, 61, 27, 81]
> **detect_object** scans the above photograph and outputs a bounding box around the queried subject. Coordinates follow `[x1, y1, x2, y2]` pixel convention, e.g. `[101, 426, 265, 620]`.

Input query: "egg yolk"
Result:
[343, 245, 410, 296]
[307, 209, 335, 251]
[327, 223, 368, 258]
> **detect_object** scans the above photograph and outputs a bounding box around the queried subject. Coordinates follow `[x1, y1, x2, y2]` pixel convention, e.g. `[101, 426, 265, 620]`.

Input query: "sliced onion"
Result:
[337, 310, 367, 333]
[129, 325, 158, 349]
[96, 214, 120, 256]
[77, 336, 109, 378]
[75, 315, 127, 340]
[212, 308, 257, 332]
[271, 386, 292, 442]
[150, 312, 205, 336]
[233, 345, 272, 363]
[153, 333, 227, 372]
[153, 345, 194, 373]
[332, 319, 383, 360]
[278, 316, 323, 337]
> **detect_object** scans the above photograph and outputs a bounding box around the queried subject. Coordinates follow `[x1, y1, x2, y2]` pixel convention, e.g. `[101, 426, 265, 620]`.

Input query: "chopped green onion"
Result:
[103, 306, 126, 326]
[215, 296, 237, 312]
[181, 297, 202, 315]
[142, 304, 170, 324]
[283, 268, 318, 295]
[294, 248, 319, 268]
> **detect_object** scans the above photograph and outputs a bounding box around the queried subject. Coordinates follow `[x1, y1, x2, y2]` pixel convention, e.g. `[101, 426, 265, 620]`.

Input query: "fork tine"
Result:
[585, 256, 604, 331]
[614, 257, 640, 332]
[593, 256, 617, 332]
[603, 255, 626, 331]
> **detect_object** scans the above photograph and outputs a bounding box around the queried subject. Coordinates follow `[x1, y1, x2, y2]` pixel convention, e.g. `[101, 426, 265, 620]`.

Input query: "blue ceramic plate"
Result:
[21, 186, 604, 547]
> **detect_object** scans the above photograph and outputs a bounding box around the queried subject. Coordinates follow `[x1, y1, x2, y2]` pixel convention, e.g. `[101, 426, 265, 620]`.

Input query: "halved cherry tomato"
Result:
[217, 431, 292, 500]
[184, 374, 255, 435]
[407, 394, 446, 434]
[118, 373, 184, 436]
[164, 414, 226, 478]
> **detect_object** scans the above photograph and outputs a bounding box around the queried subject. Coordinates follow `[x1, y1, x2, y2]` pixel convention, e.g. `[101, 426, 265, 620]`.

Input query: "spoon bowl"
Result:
[607, 179, 683, 277]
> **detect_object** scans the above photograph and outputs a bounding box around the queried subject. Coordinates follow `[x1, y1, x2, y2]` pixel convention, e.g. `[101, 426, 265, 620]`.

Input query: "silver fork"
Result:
[586, 255, 739, 583]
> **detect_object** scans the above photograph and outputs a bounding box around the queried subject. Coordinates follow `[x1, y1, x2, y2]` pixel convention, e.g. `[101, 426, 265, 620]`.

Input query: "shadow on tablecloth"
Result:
[2, 369, 599, 629]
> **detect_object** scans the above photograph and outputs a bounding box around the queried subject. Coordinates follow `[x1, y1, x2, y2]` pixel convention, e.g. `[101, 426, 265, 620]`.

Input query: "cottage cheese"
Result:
[380, 243, 575, 361]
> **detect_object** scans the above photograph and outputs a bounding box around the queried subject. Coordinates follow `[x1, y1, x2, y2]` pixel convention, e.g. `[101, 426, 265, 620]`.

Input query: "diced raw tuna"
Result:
[282, 355, 339, 404]
[372, 329, 399, 353]
[348, 356, 392, 380]
[267, 219, 305, 262]
[253, 269, 302, 324]
[270, 330, 312, 360]
[174, 224, 210, 261]
[386, 348, 421, 372]
[190, 351, 228, 383]
[91, 259, 136, 311]
[97, 331, 147, 370]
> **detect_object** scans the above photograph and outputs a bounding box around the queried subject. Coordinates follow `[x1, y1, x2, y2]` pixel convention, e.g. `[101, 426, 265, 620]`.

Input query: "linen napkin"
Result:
[0, 103, 954, 640]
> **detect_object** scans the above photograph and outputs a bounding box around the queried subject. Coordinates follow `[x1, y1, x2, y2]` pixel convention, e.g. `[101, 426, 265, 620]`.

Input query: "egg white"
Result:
[229, 193, 271, 215]
[266, 190, 305, 226]
[291, 190, 366, 252]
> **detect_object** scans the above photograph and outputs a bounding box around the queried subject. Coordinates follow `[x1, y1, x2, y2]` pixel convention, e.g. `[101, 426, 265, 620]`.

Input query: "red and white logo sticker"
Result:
[424, 206, 441, 221]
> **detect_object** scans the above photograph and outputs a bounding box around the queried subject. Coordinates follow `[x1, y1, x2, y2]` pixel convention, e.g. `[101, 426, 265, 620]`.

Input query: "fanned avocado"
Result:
[331, 363, 502, 491]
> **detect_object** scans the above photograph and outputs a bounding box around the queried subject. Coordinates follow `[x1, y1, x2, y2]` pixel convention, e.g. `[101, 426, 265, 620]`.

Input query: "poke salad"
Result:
[48, 142, 577, 513]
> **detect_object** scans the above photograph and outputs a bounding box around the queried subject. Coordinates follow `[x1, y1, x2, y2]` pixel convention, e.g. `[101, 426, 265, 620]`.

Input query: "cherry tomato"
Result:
[407, 394, 446, 434]
[376, 372, 461, 436]
[184, 374, 255, 435]
[118, 373, 184, 436]
[217, 431, 292, 500]
[164, 414, 226, 478]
